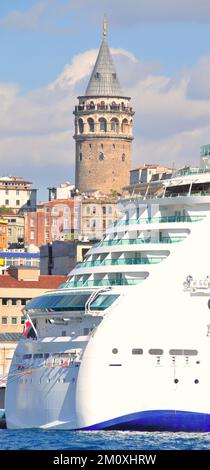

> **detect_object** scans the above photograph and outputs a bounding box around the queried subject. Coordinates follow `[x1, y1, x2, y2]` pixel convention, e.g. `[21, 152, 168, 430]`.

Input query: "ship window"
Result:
[169, 349, 198, 356]
[132, 349, 143, 355]
[23, 354, 32, 359]
[174, 379, 179, 384]
[83, 328, 89, 335]
[90, 294, 119, 310]
[149, 349, 163, 355]
[112, 348, 118, 354]
[44, 353, 50, 359]
[33, 354, 43, 359]
[25, 292, 119, 313]
[194, 379, 199, 384]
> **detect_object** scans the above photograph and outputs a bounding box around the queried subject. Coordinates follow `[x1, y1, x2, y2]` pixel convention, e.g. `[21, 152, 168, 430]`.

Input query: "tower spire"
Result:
[103, 15, 107, 39]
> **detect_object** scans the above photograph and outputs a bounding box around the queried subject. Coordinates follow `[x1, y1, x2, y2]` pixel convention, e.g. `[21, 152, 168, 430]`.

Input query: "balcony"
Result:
[97, 236, 184, 247]
[65, 279, 141, 288]
[77, 257, 165, 269]
[113, 215, 204, 228]
[74, 104, 134, 114]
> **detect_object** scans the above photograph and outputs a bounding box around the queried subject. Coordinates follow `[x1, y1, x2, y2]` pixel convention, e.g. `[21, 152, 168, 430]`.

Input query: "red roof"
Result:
[0, 275, 66, 289]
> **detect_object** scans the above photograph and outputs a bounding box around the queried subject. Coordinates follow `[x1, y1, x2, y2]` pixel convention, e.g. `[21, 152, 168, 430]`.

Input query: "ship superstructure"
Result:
[5, 168, 210, 430]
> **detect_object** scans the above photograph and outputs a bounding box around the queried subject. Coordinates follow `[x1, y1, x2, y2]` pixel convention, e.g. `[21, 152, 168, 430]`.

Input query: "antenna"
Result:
[103, 15, 107, 38]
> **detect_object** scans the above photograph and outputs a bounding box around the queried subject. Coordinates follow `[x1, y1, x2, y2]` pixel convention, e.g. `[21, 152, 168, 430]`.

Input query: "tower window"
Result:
[122, 153, 126, 162]
[101, 144, 103, 149]
[99, 153, 104, 161]
[89, 144, 92, 149]
[111, 118, 119, 133]
[78, 119, 84, 134]
[79, 153, 82, 161]
[113, 144, 115, 149]
[95, 72, 100, 79]
[121, 118, 129, 133]
[87, 117, 94, 132]
[112, 73, 117, 79]
[99, 118, 107, 132]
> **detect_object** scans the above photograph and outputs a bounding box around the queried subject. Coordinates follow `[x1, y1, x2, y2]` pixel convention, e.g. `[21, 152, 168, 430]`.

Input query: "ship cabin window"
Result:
[33, 354, 43, 359]
[23, 354, 32, 359]
[169, 349, 198, 356]
[149, 349, 164, 355]
[132, 349, 143, 355]
[112, 348, 118, 354]
[83, 328, 89, 335]
[44, 353, 50, 359]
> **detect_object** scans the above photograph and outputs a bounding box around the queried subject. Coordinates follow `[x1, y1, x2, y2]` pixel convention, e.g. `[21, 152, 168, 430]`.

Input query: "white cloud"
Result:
[0, 0, 54, 32]
[1, 47, 210, 192]
[2, 0, 210, 35]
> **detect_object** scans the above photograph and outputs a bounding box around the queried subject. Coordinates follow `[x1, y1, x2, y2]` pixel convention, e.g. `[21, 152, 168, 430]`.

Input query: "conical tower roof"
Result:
[85, 17, 123, 97]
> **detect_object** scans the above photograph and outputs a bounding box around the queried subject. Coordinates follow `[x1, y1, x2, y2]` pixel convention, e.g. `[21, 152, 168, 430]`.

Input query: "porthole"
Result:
[174, 379, 179, 384]
[194, 379, 199, 384]
[132, 349, 143, 355]
[149, 349, 164, 355]
[196, 361, 200, 364]
[169, 349, 198, 356]
[112, 348, 118, 354]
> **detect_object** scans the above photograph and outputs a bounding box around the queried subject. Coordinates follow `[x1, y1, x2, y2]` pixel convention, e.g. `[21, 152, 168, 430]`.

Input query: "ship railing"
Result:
[113, 215, 205, 228]
[96, 236, 184, 247]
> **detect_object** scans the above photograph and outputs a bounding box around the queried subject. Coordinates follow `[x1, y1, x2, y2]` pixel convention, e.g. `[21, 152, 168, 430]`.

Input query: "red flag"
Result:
[23, 320, 32, 338]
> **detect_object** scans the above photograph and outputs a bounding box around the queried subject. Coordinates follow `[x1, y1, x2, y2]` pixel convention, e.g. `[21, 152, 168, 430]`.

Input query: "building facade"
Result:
[129, 165, 173, 186]
[0, 176, 37, 212]
[0, 267, 66, 333]
[48, 182, 75, 201]
[0, 219, 7, 250]
[40, 240, 93, 276]
[25, 199, 74, 247]
[81, 197, 118, 240]
[0, 213, 25, 247]
[74, 17, 134, 194]
[0, 250, 40, 275]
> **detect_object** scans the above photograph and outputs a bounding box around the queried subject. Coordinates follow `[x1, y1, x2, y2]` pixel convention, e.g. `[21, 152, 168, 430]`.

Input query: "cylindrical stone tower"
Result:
[74, 17, 134, 194]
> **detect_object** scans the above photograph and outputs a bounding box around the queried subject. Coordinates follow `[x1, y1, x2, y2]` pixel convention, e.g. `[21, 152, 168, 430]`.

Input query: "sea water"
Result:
[0, 429, 210, 450]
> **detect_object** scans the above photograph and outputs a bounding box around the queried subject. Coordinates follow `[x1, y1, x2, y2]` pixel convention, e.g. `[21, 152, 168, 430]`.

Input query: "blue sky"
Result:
[2, 0, 210, 200]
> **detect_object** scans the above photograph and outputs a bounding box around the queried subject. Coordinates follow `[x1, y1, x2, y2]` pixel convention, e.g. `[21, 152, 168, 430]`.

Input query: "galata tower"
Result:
[74, 17, 134, 194]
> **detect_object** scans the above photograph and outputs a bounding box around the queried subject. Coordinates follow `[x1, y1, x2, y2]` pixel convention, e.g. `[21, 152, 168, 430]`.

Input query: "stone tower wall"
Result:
[74, 97, 134, 193]
[75, 138, 132, 193]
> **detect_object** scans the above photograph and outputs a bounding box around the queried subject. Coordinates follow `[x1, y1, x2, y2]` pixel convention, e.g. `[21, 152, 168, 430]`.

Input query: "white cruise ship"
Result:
[5, 167, 210, 431]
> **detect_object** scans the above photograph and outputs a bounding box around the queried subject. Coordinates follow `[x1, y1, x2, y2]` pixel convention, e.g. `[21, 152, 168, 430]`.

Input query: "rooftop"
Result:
[0, 333, 22, 342]
[0, 274, 66, 289]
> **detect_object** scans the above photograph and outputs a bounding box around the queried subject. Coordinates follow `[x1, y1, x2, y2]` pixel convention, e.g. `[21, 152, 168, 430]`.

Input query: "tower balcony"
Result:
[74, 104, 134, 116]
[74, 131, 134, 141]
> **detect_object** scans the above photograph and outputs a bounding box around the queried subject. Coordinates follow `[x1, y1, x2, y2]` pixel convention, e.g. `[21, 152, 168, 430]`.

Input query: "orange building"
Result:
[0, 218, 8, 250]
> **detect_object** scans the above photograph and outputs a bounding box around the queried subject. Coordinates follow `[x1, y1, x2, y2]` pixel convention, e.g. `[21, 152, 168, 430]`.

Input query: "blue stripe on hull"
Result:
[82, 410, 210, 432]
